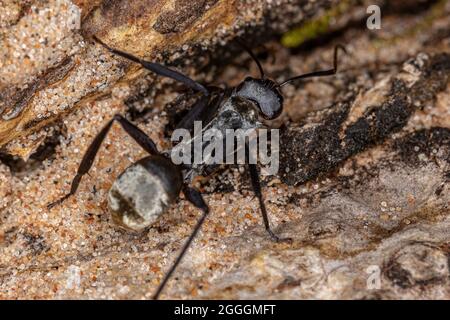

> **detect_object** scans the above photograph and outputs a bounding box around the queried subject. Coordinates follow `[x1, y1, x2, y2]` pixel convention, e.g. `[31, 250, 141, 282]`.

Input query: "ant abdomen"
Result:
[108, 155, 183, 231]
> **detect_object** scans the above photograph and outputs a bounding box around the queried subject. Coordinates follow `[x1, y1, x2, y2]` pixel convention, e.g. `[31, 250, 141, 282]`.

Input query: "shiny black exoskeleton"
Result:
[48, 36, 345, 299]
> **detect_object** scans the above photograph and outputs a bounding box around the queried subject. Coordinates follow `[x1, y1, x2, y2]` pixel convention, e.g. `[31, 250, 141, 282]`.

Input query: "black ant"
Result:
[48, 36, 346, 299]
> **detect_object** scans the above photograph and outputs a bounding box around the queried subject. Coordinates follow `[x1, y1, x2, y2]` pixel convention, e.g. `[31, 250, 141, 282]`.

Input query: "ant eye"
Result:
[235, 79, 283, 120]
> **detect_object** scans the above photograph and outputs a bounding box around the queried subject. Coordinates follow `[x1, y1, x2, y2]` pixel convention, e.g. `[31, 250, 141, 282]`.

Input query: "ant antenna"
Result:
[278, 44, 347, 87]
[235, 37, 265, 79]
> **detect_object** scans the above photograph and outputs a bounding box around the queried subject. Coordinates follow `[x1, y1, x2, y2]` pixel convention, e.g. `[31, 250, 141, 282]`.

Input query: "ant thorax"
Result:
[172, 92, 265, 183]
[213, 94, 263, 131]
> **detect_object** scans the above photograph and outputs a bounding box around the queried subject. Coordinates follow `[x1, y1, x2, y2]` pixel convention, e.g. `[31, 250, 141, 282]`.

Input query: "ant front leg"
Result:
[176, 87, 224, 131]
[248, 163, 292, 243]
[94, 36, 209, 96]
[48, 114, 159, 209]
[175, 94, 210, 130]
[152, 186, 210, 300]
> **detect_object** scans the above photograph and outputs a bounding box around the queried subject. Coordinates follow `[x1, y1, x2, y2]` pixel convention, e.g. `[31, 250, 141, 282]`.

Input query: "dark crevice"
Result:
[0, 123, 65, 175]
[384, 0, 440, 16]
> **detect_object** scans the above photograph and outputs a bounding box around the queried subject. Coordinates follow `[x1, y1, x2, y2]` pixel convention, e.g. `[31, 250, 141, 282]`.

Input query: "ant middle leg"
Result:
[48, 114, 159, 209]
[152, 186, 210, 300]
[247, 163, 292, 243]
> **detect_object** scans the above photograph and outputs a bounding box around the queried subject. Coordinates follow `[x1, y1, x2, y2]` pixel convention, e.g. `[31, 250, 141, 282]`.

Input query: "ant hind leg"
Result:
[47, 114, 159, 209]
[152, 186, 210, 300]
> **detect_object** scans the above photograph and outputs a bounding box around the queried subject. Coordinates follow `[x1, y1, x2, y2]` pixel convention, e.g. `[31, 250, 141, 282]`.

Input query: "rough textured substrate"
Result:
[0, 0, 344, 156]
[0, 0, 449, 299]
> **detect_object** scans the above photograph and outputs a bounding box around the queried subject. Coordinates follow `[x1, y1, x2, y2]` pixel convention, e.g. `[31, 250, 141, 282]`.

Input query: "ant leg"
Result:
[175, 94, 210, 130]
[248, 164, 292, 243]
[48, 114, 159, 209]
[176, 89, 224, 130]
[153, 186, 209, 300]
[94, 36, 209, 95]
[279, 44, 347, 87]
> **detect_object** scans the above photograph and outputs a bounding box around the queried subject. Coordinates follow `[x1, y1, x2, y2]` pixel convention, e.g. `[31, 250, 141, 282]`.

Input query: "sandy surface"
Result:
[0, 0, 449, 299]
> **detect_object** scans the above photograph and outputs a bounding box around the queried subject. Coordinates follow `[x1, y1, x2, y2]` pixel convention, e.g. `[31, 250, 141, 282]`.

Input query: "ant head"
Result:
[233, 39, 345, 120]
[235, 77, 284, 120]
